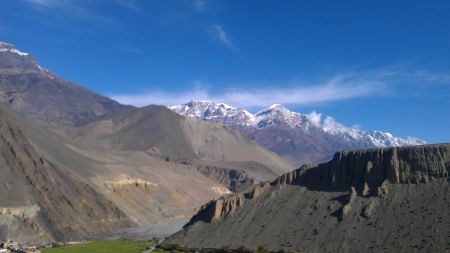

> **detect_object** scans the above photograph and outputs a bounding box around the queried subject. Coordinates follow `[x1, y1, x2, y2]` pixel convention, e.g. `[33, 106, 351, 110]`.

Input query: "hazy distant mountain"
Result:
[170, 101, 425, 165]
[166, 144, 450, 252]
[0, 41, 132, 127]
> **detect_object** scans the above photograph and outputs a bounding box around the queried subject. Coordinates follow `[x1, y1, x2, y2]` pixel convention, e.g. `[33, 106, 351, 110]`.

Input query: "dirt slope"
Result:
[166, 144, 450, 252]
[0, 85, 294, 243]
[0, 103, 238, 241]
[0, 103, 131, 243]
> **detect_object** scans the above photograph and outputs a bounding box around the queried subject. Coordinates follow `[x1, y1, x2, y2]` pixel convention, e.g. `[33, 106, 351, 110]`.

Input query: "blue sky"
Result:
[0, 0, 449, 143]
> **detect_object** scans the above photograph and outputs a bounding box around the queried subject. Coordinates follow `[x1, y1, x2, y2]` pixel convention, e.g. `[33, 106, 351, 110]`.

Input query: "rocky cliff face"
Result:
[278, 144, 450, 189]
[188, 144, 450, 223]
[168, 144, 450, 252]
[193, 165, 254, 192]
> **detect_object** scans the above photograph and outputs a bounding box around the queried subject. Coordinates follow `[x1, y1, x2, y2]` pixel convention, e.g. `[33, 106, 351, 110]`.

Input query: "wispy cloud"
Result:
[110, 62, 450, 108]
[110, 74, 385, 107]
[24, 0, 124, 26]
[194, 0, 207, 13]
[26, 0, 69, 8]
[366, 60, 450, 83]
[115, 0, 142, 13]
[213, 25, 235, 51]
[25, 0, 98, 22]
[111, 80, 210, 107]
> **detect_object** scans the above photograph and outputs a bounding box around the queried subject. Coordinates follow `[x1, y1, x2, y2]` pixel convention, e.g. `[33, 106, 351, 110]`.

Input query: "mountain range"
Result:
[170, 101, 425, 165]
[0, 40, 446, 253]
[0, 42, 292, 242]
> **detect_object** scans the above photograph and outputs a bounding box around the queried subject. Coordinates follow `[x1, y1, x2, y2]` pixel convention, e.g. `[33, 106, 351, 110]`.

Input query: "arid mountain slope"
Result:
[72, 105, 294, 181]
[167, 144, 450, 252]
[0, 103, 131, 243]
[0, 102, 240, 241]
[0, 42, 131, 127]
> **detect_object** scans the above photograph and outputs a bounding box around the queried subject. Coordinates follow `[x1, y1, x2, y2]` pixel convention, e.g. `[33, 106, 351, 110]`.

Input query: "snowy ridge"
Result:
[169, 101, 256, 126]
[254, 104, 321, 130]
[321, 116, 425, 147]
[0, 41, 49, 72]
[0, 42, 29, 56]
[169, 101, 426, 148]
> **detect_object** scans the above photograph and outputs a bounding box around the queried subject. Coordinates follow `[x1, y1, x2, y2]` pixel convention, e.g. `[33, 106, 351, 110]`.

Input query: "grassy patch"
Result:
[42, 240, 156, 253]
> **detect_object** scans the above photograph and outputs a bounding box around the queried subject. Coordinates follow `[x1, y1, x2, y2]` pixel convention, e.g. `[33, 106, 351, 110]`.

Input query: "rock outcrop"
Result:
[184, 182, 271, 226]
[277, 144, 449, 190]
[193, 165, 254, 192]
[167, 144, 450, 252]
[186, 144, 450, 224]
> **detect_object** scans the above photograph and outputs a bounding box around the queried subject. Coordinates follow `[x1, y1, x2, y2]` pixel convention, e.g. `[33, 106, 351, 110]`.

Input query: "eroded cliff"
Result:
[168, 144, 450, 252]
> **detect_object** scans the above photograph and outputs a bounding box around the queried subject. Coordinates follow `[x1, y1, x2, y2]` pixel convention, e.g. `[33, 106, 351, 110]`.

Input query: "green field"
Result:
[42, 240, 157, 253]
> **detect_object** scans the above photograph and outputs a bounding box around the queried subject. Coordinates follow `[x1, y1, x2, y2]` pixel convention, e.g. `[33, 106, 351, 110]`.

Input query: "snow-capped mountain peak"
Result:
[0, 41, 29, 56]
[169, 101, 256, 126]
[169, 101, 426, 148]
[255, 104, 304, 128]
[321, 115, 425, 147]
[0, 41, 50, 73]
[255, 104, 289, 116]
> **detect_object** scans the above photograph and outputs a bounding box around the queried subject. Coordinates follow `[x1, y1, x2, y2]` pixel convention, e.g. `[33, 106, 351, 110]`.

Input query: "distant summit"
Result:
[169, 101, 255, 126]
[170, 101, 425, 165]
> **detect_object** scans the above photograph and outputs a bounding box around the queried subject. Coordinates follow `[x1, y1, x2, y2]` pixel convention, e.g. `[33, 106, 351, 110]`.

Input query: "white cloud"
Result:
[110, 74, 385, 107]
[109, 61, 450, 109]
[305, 111, 322, 127]
[213, 25, 235, 50]
[218, 76, 383, 107]
[323, 116, 347, 132]
[112, 80, 210, 106]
